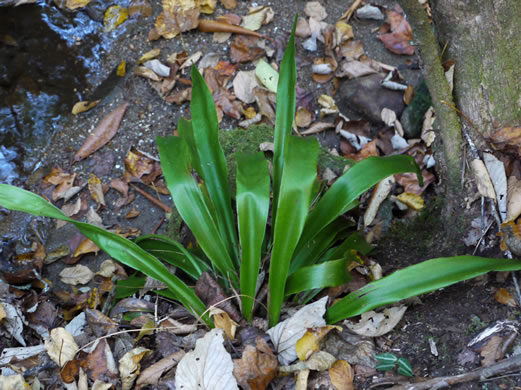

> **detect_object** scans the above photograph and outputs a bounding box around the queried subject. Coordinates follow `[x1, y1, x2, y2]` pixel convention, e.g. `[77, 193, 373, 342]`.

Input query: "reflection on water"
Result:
[0, 1, 126, 183]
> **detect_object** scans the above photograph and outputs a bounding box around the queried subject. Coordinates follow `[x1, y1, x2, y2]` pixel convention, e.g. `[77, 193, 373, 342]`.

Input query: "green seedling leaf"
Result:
[285, 259, 350, 296]
[190, 66, 239, 266]
[375, 353, 399, 365]
[269, 135, 318, 326]
[236, 152, 270, 322]
[255, 59, 279, 93]
[0, 184, 212, 327]
[326, 256, 521, 324]
[157, 136, 238, 285]
[397, 357, 413, 377]
[375, 363, 397, 372]
[272, 16, 297, 224]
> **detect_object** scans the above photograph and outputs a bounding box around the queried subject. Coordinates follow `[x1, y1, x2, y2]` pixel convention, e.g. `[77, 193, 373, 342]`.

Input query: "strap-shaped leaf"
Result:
[236, 152, 270, 322]
[297, 155, 421, 257]
[0, 184, 211, 326]
[135, 234, 210, 280]
[157, 136, 238, 284]
[269, 135, 318, 326]
[285, 259, 350, 296]
[325, 256, 521, 324]
[190, 66, 239, 266]
[177, 118, 203, 176]
[272, 16, 297, 224]
[319, 231, 373, 264]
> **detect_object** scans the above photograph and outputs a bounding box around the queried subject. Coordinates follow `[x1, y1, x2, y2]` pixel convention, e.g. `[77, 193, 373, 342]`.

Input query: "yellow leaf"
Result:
[396, 192, 424, 210]
[138, 48, 161, 64]
[104, 5, 129, 32]
[74, 238, 100, 257]
[65, 0, 90, 10]
[210, 307, 237, 340]
[88, 173, 105, 206]
[329, 360, 354, 390]
[117, 60, 127, 76]
[72, 100, 100, 115]
[296, 331, 319, 361]
[135, 319, 155, 342]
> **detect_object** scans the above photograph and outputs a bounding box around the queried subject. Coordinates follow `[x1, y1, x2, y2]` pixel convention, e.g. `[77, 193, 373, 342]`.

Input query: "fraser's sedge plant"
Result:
[1, 18, 521, 328]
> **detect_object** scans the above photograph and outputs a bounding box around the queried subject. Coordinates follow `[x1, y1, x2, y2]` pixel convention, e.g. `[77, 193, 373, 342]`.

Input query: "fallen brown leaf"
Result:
[488, 127, 521, 158]
[73, 102, 129, 164]
[233, 337, 277, 390]
[154, 0, 200, 39]
[220, 0, 236, 9]
[377, 9, 415, 55]
[136, 350, 185, 387]
[230, 35, 265, 63]
[395, 169, 436, 195]
[329, 360, 354, 390]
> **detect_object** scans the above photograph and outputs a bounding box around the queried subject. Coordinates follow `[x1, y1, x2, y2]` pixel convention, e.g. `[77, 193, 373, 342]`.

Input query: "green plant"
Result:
[375, 353, 413, 377]
[1, 18, 521, 328]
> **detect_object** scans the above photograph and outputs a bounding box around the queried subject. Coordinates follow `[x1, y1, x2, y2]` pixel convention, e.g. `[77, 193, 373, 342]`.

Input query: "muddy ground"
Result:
[1, 0, 520, 389]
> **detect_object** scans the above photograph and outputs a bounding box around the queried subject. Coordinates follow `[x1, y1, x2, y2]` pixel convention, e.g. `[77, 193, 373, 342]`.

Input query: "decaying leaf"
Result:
[119, 347, 152, 390]
[344, 306, 407, 337]
[72, 100, 100, 115]
[233, 70, 260, 104]
[256, 59, 278, 94]
[230, 35, 265, 63]
[335, 21, 354, 45]
[60, 264, 95, 285]
[300, 122, 335, 135]
[488, 127, 521, 158]
[233, 337, 278, 390]
[210, 307, 238, 340]
[104, 5, 128, 32]
[88, 173, 105, 206]
[329, 360, 354, 390]
[267, 297, 328, 365]
[507, 176, 521, 222]
[339, 40, 365, 61]
[45, 327, 78, 367]
[176, 329, 238, 389]
[296, 107, 313, 128]
[155, 0, 200, 39]
[483, 152, 507, 222]
[73, 102, 129, 164]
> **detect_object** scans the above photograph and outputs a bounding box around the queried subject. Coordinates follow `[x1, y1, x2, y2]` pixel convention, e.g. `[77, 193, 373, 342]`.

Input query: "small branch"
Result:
[386, 354, 521, 390]
[130, 184, 172, 213]
[398, 0, 463, 193]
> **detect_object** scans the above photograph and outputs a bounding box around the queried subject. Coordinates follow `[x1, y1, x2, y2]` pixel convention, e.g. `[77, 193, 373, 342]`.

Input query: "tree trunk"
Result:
[431, 1, 521, 137]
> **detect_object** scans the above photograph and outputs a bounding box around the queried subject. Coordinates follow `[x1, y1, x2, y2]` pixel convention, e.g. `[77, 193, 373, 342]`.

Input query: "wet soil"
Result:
[1, 1, 520, 389]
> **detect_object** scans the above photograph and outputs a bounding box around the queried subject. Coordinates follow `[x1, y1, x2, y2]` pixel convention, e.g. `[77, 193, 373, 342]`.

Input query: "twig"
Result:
[131, 184, 172, 213]
[341, 0, 363, 22]
[385, 353, 521, 389]
[151, 216, 165, 234]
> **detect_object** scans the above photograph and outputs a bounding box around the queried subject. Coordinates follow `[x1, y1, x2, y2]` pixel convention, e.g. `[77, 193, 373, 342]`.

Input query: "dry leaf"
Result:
[45, 328, 78, 367]
[233, 70, 260, 104]
[296, 107, 313, 128]
[279, 351, 337, 373]
[488, 127, 521, 158]
[494, 288, 517, 307]
[296, 326, 341, 361]
[230, 35, 265, 63]
[304, 1, 327, 21]
[329, 360, 354, 390]
[210, 307, 238, 340]
[267, 297, 328, 365]
[378, 9, 415, 55]
[119, 347, 152, 390]
[483, 153, 507, 222]
[220, 0, 236, 9]
[296, 16, 311, 38]
[155, 0, 200, 39]
[136, 350, 185, 387]
[470, 159, 496, 199]
[176, 329, 238, 389]
[88, 173, 105, 206]
[300, 122, 335, 135]
[339, 40, 365, 61]
[139, 48, 161, 64]
[241, 6, 274, 31]
[335, 21, 354, 45]
[344, 306, 407, 337]
[395, 170, 435, 195]
[66, 0, 90, 9]
[396, 192, 424, 211]
[125, 206, 141, 219]
[364, 176, 395, 227]
[60, 264, 95, 285]
[337, 60, 376, 79]
[72, 100, 100, 115]
[0, 302, 25, 346]
[73, 102, 129, 164]
[507, 176, 521, 221]
[233, 337, 277, 390]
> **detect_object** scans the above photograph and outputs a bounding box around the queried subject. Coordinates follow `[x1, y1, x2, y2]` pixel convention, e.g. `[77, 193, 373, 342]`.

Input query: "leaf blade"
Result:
[285, 259, 350, 296]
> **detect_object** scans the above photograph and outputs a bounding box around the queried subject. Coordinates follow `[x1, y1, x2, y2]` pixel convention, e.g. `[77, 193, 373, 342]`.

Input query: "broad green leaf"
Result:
[269, 135, 318, 326]
[375, 353, 398, 365]
[236, 152, 270, 322]
[397, 357, 413, 377]
[272, 16, 297, 224]
[289, 219, 351, 274]
[115, 274, 146, 299]
[177, 118, 202, 176]
[0, 184, 212, 326]
[297, 155, 421, 258]
[135, 234, 210, 280]
[156, 136, 238, 284]
[190, 66, 239, 266]
[285, 259, 350, 296]
[325, 256, 521, 324]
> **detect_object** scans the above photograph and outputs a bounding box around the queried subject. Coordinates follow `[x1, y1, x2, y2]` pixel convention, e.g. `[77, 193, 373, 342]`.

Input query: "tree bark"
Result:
[430, 1, 521, 137]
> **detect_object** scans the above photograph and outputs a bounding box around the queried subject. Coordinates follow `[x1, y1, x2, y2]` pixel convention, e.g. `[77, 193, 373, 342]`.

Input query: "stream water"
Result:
[0, 1, 124, 183]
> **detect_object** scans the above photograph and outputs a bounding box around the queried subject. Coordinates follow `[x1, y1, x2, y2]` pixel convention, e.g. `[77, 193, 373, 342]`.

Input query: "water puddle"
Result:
[0, 1, 127, 183]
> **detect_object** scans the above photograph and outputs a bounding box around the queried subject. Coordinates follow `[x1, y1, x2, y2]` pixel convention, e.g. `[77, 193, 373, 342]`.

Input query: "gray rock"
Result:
[337, 74, 406, 123]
